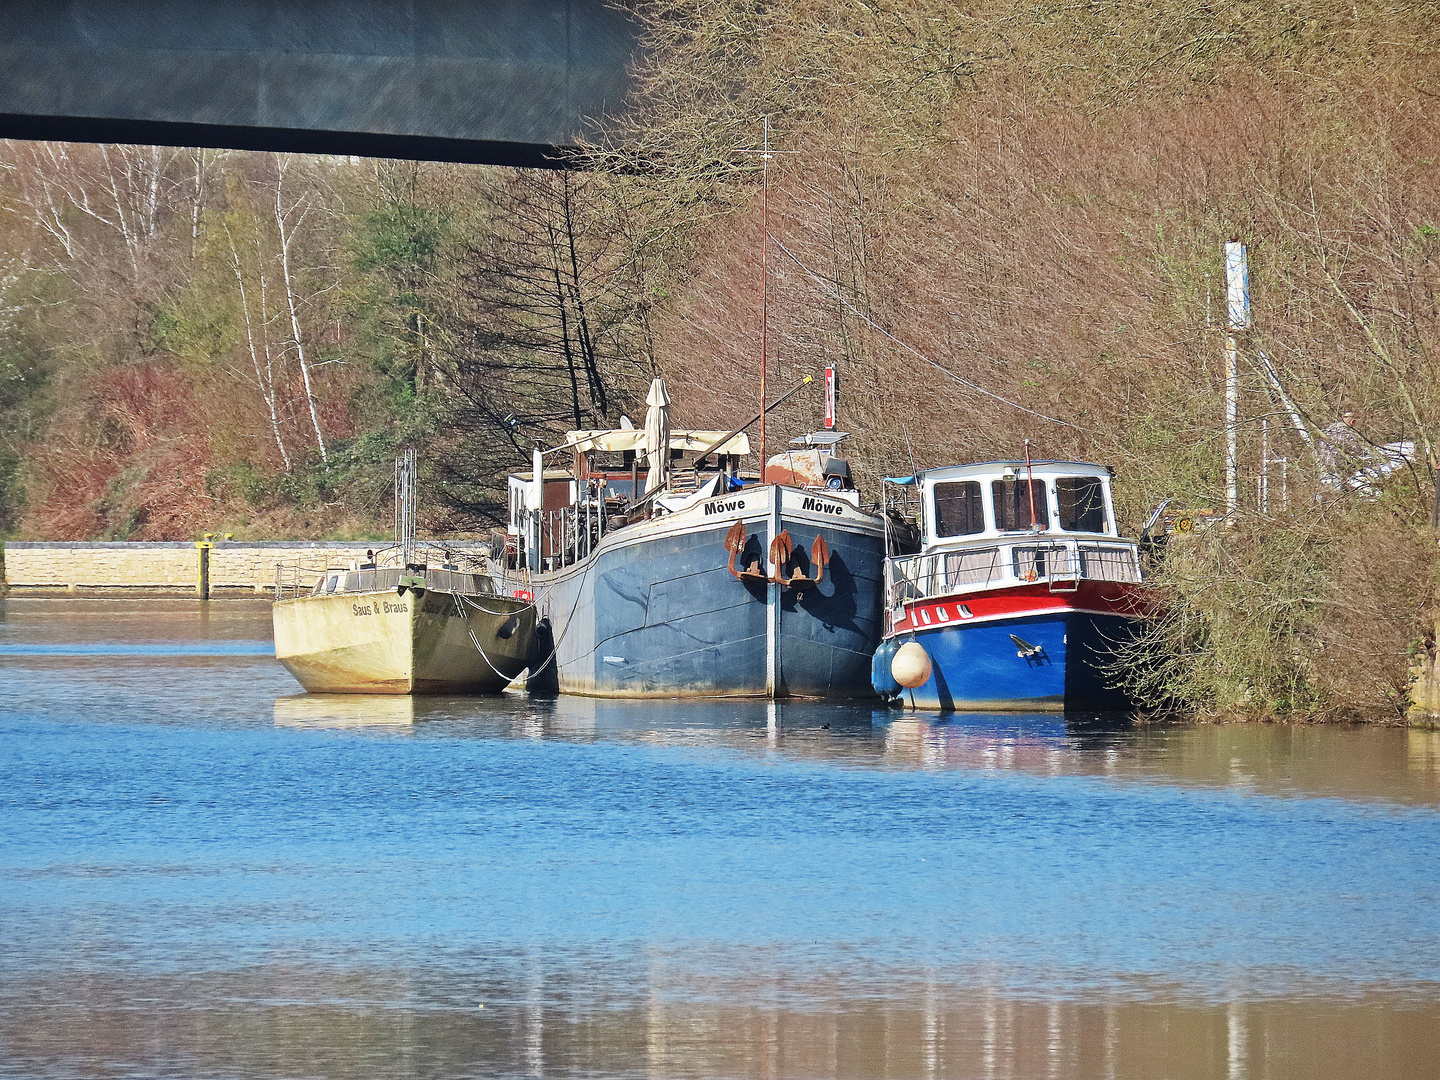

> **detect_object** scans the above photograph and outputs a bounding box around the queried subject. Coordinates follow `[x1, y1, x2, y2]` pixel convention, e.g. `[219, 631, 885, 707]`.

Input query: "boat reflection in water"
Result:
[273, 693, 425, 728]
[876, 711, 1440, 804]
[6, 961, 1437, 1080]
[269, 692, 1440, 806]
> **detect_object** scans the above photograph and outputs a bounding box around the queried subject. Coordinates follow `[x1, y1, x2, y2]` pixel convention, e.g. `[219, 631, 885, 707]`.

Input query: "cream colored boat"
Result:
[273, 565, 536, 695]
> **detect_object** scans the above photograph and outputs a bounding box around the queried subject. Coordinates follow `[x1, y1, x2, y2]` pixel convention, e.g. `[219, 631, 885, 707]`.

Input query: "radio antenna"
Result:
[394, 447, 417, 566]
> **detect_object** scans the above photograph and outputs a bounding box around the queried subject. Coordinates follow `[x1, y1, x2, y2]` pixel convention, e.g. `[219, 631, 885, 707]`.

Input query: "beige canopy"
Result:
[561, 428, 751, 456]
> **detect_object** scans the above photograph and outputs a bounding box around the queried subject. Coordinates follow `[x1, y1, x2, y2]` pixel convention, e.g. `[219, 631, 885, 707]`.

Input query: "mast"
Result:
[759, 115, 770, 480]
[1024, 439, 1038, 529]
[394, 447, 417, 567]
[1224, 241, 1250, 517]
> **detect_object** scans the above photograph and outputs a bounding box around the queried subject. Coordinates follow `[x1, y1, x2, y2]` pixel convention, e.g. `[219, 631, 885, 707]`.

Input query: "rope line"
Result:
[451, 592, 529, 682]
[771, 237, 1078, 429]
[534, 550, 600, 677]
[455, 592, 538, 618]
[494, 546, 600, 683]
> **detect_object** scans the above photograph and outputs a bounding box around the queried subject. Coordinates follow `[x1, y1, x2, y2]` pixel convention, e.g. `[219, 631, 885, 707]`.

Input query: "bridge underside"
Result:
[0, 0, 641, 168]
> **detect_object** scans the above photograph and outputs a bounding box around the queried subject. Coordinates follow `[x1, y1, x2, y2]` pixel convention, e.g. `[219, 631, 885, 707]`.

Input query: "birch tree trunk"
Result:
[223, 218, 292, 473]
[272, 155, 328, 464]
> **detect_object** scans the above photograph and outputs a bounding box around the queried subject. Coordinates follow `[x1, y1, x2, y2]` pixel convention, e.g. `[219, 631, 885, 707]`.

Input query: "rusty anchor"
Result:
[726, 523, 830, 590]
[768, 529, 830, 591]
[724, 521, 769, 584]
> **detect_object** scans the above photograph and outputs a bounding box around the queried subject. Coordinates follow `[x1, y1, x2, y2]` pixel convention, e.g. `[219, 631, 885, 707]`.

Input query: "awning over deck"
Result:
[561, 429, 751, 456]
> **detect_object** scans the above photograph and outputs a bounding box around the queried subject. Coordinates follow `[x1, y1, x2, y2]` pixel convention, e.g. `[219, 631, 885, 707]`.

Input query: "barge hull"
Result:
[529, 487, 886, 698]
[274, 588, 534, 694]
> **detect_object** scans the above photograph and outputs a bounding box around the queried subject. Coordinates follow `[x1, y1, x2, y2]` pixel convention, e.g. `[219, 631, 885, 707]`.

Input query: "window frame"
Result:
[990, 478, 1050, 532]
[932, 479, 988, 538]
[1056, 475, 1109, 534]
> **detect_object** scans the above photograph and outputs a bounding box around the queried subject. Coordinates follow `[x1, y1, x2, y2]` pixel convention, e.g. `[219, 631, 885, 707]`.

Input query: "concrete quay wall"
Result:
[1, 541, 381, 597]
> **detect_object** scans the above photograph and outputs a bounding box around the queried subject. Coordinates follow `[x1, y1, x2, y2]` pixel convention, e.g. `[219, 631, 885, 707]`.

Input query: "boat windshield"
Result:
[1057, 476, 1107, 533]
[991, 478, 1048, 531]
[933, 481, 985, 537]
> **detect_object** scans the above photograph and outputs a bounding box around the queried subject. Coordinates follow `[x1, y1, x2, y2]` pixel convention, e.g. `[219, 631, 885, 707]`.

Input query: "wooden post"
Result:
[195, 537, 213, 600]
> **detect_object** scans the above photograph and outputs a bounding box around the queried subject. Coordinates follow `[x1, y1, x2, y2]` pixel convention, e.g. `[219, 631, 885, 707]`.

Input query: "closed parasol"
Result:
[643, 376, 671, 494]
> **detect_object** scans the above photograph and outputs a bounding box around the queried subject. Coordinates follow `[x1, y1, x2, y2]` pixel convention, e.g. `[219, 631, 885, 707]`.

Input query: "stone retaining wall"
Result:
[1, 541, 384, 597]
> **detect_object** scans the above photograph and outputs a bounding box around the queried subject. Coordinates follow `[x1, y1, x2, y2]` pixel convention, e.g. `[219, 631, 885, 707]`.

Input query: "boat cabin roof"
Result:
[913, 460, 1113, 483]
[899, 460, 1126, 552]
[562, 428, 750, 456]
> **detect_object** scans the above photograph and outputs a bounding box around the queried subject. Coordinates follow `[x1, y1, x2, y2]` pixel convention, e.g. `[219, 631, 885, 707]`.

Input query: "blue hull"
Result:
[526, 487, 887, 698]
[873, 611, 1137, 712]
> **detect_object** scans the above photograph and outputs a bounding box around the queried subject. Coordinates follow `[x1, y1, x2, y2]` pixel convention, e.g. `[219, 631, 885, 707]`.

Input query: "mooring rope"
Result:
[458, 548, 599, 684]
[451, 592, 530, 682]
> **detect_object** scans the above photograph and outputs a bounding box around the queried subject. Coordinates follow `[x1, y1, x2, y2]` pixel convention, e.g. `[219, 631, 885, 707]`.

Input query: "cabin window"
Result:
[1012, 545, 1076, 582]
[1081, 546, 1140, 582]
[934, 481, 986, 536]
[945, 548, 1001, 587]
[1057, 476, 1107, 533]
[991, 479, 1049, 530]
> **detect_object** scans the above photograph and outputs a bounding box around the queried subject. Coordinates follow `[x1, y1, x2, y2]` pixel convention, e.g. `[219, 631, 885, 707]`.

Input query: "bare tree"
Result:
[221, 213, 292, 473]
[1, 141, 185, 279]
[271, 154, 329, 463]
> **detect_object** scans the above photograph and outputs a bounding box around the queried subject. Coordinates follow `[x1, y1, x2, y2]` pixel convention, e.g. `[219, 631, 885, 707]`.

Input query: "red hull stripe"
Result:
[889, 580, 1147, 634]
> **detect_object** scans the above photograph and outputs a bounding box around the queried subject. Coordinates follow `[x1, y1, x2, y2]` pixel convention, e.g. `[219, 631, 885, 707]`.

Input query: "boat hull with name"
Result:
[274, 569, 535, 695]
[514, 485, 888, 698]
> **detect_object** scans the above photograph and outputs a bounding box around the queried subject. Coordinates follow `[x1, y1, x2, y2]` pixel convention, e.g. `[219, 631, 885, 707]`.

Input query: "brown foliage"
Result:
[25, 362, 211, 539]
[620, 0, 1440, 716]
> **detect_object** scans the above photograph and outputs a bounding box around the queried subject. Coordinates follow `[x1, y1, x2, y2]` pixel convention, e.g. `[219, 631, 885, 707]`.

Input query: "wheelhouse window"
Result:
[934, 481, 986, 537]
[991, 479, 1049, 531]
[1057, 476, 1108, 533]
[1012, 545, 1076, 582]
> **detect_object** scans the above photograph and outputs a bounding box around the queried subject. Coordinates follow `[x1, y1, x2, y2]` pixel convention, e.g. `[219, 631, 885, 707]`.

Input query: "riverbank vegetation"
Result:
[2, 0, 1437, 718]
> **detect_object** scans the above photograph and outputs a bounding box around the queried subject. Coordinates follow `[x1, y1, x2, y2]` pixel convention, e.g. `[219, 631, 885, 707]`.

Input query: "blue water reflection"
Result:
[3, 599, 1440, 1079]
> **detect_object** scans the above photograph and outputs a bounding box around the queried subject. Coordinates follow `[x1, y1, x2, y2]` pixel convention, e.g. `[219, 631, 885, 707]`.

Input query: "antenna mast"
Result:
[394, 447, 417, 567]
[1224, 241, 1251, 517]
[759, 116, 771, 482]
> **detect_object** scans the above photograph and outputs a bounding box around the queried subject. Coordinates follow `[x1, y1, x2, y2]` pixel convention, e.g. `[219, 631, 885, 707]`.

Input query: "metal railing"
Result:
[272, 544, 494, 601]
[517, 484, 613, 573]
[885, 540, 1141, 606]
[274, 560, 343, 601]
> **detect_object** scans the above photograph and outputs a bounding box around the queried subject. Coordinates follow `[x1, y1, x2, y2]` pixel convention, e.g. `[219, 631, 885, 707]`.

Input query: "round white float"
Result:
[891, 641, 932, 689]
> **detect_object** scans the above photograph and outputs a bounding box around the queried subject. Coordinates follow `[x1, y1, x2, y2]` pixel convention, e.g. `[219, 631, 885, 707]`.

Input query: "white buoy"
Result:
[891, 641, 932, 689]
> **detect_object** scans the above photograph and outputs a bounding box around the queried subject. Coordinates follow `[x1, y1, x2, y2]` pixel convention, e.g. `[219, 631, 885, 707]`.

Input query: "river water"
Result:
[2, 598, 1438, 1079]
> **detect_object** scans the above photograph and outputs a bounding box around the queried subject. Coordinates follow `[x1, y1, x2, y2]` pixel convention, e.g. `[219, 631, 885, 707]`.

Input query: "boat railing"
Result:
[885, 539, 1141, 607]
[273, 548, 494, 600]
[523, 488, 611, 573]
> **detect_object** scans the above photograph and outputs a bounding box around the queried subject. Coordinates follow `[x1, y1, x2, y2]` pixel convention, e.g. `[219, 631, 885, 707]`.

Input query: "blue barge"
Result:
[495, 421, 896, 699]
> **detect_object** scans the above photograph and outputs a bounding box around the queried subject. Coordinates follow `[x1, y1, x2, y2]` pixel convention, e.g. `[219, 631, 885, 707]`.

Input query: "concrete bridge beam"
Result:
[0, 0, 642, 168]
